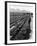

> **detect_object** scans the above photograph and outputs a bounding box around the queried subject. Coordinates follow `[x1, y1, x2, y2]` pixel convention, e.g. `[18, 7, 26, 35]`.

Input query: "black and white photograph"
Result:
[5, 1, 36, 44]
